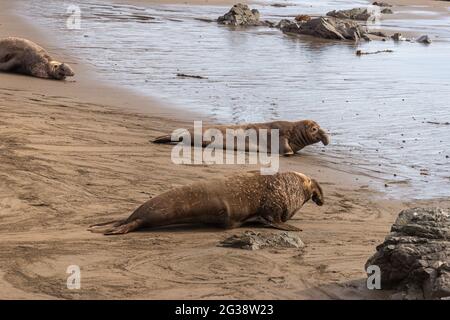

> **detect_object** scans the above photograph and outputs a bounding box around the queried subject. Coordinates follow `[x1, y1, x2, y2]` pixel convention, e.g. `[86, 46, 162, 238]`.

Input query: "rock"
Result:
[369, 31, 388, 37]
[295, 14, 312, 22]
[356, 49, 393, 55]
[365, 207, 450, 300]
[391, 32, 405, 41]
[219, 230, 304, 250]
[417, 35, 432, 44]
[373, 1, 392, 7]
[217, 3, 262, 26]
[281, 16, 368, 41]
[176, 73, 207, 79]
[326, 8, 373, 21]
[276, 19, 295, 29]
[381, 8, 394, 14]
[271, 3, 287, 7]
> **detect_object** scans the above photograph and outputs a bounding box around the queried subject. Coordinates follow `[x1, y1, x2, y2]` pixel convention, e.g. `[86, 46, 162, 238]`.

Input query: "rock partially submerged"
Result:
[218, 3, 262, 26]
[326, 8, 373, 21]
[373, 1, 392, 7]
[276, 19, 295, 29]
[417, 35, 432, 44]
[356, 49, 393, 56]
[295, 14, 312, 22]
[219, 230, 304, 250]
[369, 31, 388, 38]
[381, 8, 394, 14]
[281, 17, 368, 41]
[366, 208, 450, 300]
[391, 32, 406, 41]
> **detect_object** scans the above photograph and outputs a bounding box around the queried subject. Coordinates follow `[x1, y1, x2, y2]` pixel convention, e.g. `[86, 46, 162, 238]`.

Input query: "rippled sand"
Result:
[1, 0, 450, 299]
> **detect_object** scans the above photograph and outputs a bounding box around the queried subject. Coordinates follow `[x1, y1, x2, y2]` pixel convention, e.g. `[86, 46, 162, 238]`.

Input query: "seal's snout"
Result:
[319, 129, 330, 146]
[310, 178, 324, 206]
[62, 63, 75, 77]
[313, 196, 324, 206]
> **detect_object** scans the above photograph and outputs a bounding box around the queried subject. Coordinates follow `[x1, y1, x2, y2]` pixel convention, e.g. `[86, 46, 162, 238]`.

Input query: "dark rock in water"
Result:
[194, 17, 215, 23]
[326, 8, 373, 21]
[219, 230, 304, 250]
[366, 207, 450, 300]
[281, 17, 368, 41]
[369, 31, 388, 37]
[356, 49, 393, 55]
[271, 3, 288, 7]
[373, 1, 393, 7]
[391, 32, 405, 41]
[417, 35, 432, 44]
[381, 8, 394, 14]
[176, 73, 207, 79]
[217, 3, 262, 26]
[295, 14, 312, 22]
[276, 19, 296, 30]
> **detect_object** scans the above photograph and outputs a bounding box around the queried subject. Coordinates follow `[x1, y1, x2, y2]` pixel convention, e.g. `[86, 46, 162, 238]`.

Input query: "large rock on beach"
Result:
[219, 230, 304, 250]
[326, 8, 374, 21]
[280, 16, 368, 41]
[366, 208, 450, 300]
[217, 3, 262, 26]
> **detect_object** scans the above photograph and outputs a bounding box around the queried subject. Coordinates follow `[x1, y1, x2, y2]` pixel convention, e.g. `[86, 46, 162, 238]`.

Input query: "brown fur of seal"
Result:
[88, 171, 324, 235]
[153, 120, 330, 156]
[0, 37, 74, 80]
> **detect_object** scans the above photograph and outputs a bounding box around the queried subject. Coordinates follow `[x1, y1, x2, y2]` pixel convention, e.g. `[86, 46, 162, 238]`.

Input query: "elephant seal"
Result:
[88, 171, 324, 235]
[0, 37, 75, 80]
[153, 120, 330, 156]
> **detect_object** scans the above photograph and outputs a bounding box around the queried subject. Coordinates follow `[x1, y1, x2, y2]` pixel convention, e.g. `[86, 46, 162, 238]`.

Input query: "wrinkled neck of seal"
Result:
[291, 123, 312, 150]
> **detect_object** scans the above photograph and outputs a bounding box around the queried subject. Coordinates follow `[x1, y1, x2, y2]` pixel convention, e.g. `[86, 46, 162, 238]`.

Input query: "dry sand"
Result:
[1, 0, 449, 299]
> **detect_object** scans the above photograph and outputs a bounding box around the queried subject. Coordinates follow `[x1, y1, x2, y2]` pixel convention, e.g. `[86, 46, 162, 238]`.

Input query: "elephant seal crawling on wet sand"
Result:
[88, 171, 324, 235]
[0, 37, 74, 80]
[153, 120, 330, 156]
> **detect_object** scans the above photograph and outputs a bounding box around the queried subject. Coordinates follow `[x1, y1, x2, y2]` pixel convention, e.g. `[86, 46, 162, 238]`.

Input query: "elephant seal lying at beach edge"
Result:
[153, 120, 330, 156]
[0, 37, 74, 80]
[88, 171, 324, 235]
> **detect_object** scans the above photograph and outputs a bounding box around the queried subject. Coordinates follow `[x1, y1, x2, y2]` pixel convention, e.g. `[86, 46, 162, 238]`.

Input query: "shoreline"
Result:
[1, 0, 449, 299]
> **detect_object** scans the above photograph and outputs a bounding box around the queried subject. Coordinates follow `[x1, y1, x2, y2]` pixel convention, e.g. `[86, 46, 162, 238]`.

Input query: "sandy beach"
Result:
[1, 0, 449, 299]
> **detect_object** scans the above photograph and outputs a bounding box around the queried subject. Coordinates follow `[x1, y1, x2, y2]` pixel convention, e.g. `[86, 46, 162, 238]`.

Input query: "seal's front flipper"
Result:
[266, 222, 302, 232]
[279, 137, 294, 157]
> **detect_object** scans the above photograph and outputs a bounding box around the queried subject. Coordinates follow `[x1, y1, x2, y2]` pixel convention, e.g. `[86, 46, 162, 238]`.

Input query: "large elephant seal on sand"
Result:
[153, 120, 330, 156]
[88, 171, 324, 235]
[0, 37, 74, 80]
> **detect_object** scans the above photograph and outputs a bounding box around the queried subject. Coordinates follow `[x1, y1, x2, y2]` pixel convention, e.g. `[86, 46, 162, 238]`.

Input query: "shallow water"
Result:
[14, 0, 450, 199]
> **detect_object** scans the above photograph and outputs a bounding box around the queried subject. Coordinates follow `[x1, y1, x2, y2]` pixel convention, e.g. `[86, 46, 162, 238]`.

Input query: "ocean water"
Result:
[13, 0, 450, 199]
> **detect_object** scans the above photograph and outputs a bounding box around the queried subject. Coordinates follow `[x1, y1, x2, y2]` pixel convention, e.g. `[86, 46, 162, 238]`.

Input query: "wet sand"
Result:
[1, 0, 449, 299]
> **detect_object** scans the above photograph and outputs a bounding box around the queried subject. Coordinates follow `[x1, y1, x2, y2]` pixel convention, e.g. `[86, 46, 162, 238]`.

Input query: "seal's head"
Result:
[310, 178, 324, 206]
[293, 172, 324, 206]
[297, 120, 330, 147]
[49, 61, 75, 80]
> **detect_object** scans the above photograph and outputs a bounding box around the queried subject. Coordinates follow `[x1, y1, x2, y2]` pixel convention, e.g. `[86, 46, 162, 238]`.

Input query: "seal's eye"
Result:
[311, 127, 318, 133]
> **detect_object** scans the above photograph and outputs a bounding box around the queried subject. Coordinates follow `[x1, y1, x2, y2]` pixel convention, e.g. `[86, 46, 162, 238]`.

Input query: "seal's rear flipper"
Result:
[88, 219, 144, 235]
[152, 135, 176, 144]
[266, 222, 302, 232]
[87, 219, 124, 233]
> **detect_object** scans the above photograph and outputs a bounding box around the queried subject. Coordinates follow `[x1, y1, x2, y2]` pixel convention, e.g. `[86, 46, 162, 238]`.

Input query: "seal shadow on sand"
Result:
[123, 220, 290, 234]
